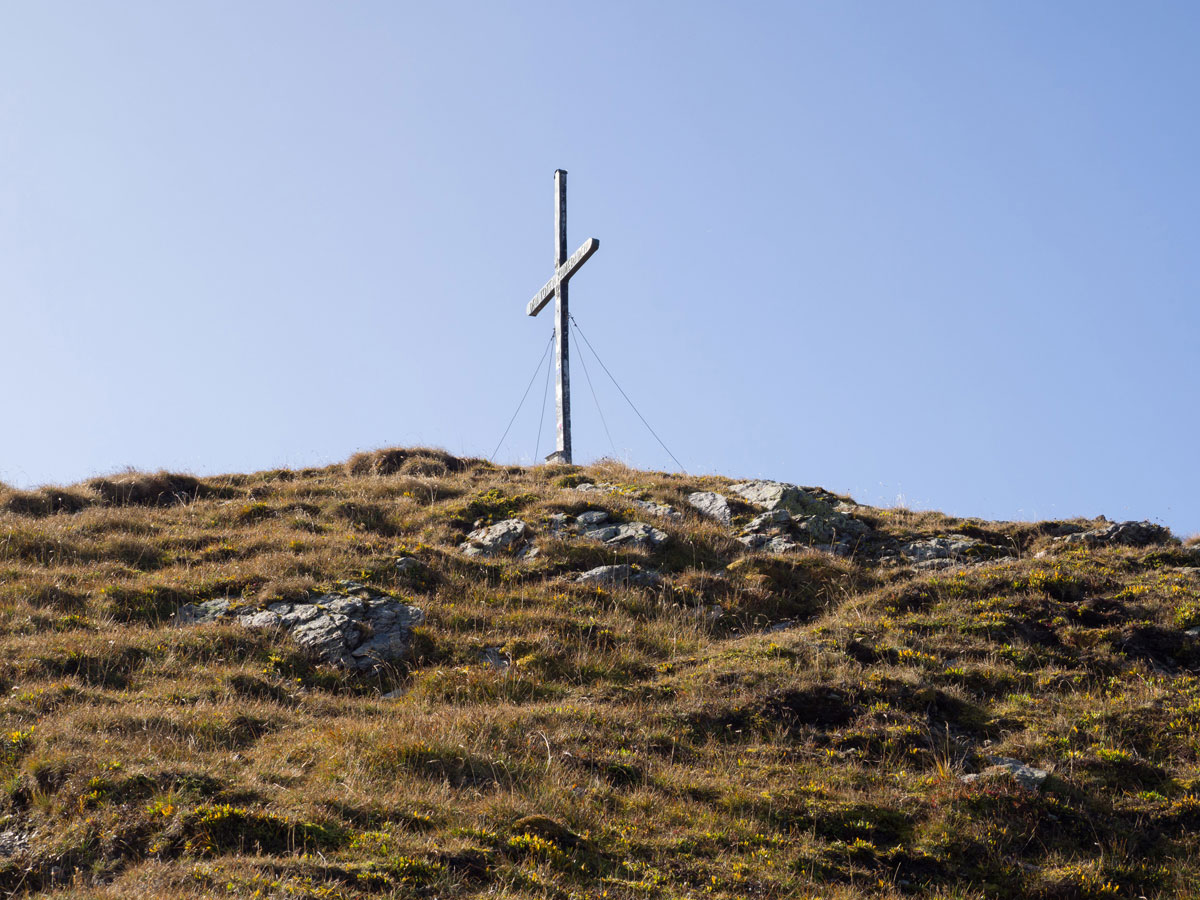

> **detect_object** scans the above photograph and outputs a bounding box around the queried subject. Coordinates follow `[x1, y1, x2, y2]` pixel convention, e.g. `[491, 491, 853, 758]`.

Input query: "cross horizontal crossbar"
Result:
[526, 237, 600, 317]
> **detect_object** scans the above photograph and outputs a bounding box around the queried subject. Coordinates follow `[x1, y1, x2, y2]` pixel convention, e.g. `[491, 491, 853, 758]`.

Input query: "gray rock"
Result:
[574, 564, 660, 587]
[546, 513, 570, 535]
[481, 647, 510, 669]
[901, 536, 982, 563]
[738, 533, 799, 554]
[794, 515, 835, 544]
[291, 614, 361, 667]
[576, 509, 611, 527]
[175, 598, 231, 625]
[828, 512, 871, 538]
[394, 556, 423, 576]
[180, 591, 424, 671]
[738, 508, 800, 554]
[459, 518, 529, 557]
[981, 756, 1050, 791]
[261, 601, 322, 627]
[688, 491, 732, 525]
[238, 610, 282, 629]
[745, 509, 793, 532]
[1054, 520, 1172, 549]
[581, 521, 669, 551]
[729, 480, 833, 517]
[764, 536, 800, 554]
[0, 830, 28, 858]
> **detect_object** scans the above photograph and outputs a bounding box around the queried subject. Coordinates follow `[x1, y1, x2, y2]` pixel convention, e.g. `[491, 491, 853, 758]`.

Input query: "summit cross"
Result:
[525, 169, 599, 465]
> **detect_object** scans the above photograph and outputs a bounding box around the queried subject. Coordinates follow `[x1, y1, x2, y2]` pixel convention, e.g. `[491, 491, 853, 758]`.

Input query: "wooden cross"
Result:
[526, 169, 599, 465]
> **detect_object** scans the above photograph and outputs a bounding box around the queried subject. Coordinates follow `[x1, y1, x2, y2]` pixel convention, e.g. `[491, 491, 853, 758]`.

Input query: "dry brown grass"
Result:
[0, 451, 1195, 898]
[344, 446, 483, 478]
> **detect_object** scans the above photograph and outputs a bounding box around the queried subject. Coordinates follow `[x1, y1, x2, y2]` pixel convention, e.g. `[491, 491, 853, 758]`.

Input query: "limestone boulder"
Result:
[735, 502, 869, 557]
[629, 498, 682, 521]
[0, 829, 29, 858]
[576, 510, 610, 527]
[729, 480, 833, 517]
[745, 509, 792, 532]
[175, 598, 231, 625]
[1054, 520, 1172, 549]
[394, 556, 423, 576]
[688, 491, 732, 525]
[574, 564, 660, 587]
[581, 521, 669, 551]
[460, 519, 529, 557]
[901, 536, 983, 563]
[480, 647, 511, 668]
[178, 589, 425, 671]
[962, 756, 1050, 791]
[793, 515, 835, 544]
[738, 533, 799, 554]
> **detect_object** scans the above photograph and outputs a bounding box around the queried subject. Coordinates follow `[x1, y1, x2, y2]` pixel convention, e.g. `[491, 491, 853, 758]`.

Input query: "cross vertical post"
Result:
[552, 169, 571, 464]
[525, 169, 598, 465]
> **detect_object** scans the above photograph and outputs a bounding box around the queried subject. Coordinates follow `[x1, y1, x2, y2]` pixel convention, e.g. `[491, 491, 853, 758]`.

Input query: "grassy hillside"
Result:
[0, 448, 1198, 899]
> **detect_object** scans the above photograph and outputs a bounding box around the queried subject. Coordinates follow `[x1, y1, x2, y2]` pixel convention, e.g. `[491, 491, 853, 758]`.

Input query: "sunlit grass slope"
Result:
[1, 448, 1198, 899]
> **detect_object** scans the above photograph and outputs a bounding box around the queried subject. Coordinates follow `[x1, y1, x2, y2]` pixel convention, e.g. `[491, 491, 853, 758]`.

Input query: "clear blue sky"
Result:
[2, 2, 1197, 535]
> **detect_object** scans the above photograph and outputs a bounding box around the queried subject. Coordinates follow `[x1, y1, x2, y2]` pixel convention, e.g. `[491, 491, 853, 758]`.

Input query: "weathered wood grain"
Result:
[525, 169, 599, 465]
[526, 238, 599, 317]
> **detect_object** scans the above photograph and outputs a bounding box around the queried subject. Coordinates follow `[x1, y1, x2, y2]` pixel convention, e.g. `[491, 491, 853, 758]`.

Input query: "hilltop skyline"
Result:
[2, 2, 1197, 534]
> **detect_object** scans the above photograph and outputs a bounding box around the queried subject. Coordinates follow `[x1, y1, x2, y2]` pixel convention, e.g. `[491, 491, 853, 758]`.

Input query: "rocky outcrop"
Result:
[573, 482, 681, 520]
[738, 509, 799, 553]
[394, 556, 423, 576]
[175, 598, 234, 626]
[740, 533, 800, 554]
[460, 519, 529, 557]
[574, 564, 660, 587]
[562, 508, 669, 551]
[480, 647, 511, 668]
[726, 480, 872, 556]
[729, 480, 833, 517]
[733, 497, 870, 556]
[962, 757, 1049, 791]
[1054, 520, 1172, 549]
[0, 829, 28, 858]
[177, 586, 425, 671]
[688, 491, 732, 524]
[583, 521, 669, 551]
[901, 536, 984, 563]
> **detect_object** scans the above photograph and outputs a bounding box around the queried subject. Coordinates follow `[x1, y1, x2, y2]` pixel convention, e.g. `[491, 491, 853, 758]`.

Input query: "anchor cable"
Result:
[571, 327, 617, 460]
[490, 329, 555, 462]
[534, 327, 556, 461]
[569, 314, 686, 473]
